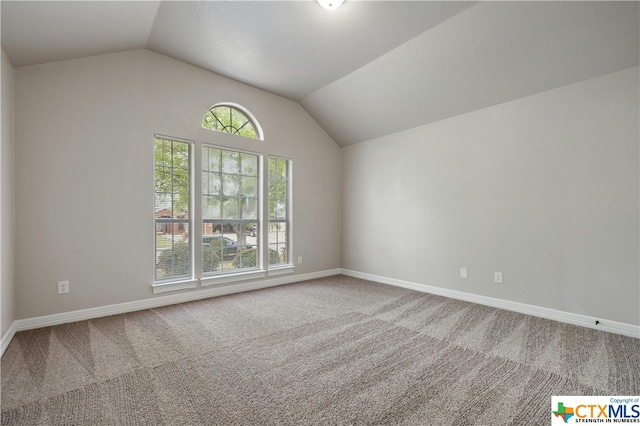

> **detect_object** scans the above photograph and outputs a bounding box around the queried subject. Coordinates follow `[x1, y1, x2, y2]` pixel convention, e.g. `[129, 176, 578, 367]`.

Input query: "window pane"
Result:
[238, 122, 257, 140]
[202, 221, 258, 274]
[241, 197, 258, 219]
[203, 147, 221, 172]
[222, 196, 239, 219]
[268, 222, 287, 266]
[202, 105, 259, 140]
[202, 171, 221, 196]
[240, 153, 258, 176]
[269, 158, 287, 220]
[202, 110, 217, 131]
[154, 137, 191, 282]
[231, 111, 247, 134]
[155, 139, 170, 167]
[202, 195, 221, 219]
[155, 223, 191, 280]
[222, 174, 240, 197]
[230, 246, 258, 271]
[203, 146, 260, 276]
[268, 157, 290, 266]
[241, 176, 257, 198]
[222, 151, 239, 174]
[215, 107, 231, 132]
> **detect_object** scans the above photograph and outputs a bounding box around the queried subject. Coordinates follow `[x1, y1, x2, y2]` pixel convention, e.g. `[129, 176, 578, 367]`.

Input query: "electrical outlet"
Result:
[298, 256, 303, 264]
[460, 268, 468, 279]
[58, 280, 69, 294]
[494, 272, 503, 284]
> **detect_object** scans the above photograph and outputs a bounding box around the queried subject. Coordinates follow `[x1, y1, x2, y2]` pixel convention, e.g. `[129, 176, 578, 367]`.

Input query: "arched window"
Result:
[202, 104, 262, 140]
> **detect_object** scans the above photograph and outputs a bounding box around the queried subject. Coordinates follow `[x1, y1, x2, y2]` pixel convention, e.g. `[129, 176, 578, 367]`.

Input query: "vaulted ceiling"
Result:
[2, 1, 638, 146]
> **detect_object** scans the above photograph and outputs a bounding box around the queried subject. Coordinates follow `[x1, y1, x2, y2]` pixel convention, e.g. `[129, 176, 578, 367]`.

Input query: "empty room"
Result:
[1, 1, 639, 425]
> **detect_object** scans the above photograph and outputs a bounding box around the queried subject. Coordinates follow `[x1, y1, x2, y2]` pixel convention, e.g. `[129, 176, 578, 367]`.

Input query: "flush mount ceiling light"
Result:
[317, 0, 344, 10]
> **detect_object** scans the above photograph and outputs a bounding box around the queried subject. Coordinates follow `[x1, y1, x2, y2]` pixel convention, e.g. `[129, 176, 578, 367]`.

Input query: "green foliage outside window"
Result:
[154, 138, 190, 216]
[232, 248, 280, 269]
[157, 242, 221, 278]
[269, 158, 288, 220]
[202, 105, 259, 140]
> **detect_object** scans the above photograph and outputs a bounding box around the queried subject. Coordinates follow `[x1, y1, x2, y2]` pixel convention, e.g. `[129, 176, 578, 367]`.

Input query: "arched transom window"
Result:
[202, 104, 262, 140]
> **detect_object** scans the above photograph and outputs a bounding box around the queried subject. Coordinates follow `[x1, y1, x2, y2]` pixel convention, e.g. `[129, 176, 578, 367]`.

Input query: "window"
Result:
[202, 146, 259, 275]
[203, 104, 261, 140]
[154, 137, 192, 282]
[268, 157, 291, 266]
[154, 104, 292, 290]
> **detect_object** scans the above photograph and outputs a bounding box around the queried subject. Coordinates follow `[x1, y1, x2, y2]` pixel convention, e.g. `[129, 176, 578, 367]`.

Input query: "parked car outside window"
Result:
[202, 235, 253, 258]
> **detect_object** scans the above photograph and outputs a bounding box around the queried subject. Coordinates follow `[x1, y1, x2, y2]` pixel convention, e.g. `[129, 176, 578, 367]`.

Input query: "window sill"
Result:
[152, 267, 294, 294]
[152, 279, 197, 294]
[268, 266, 295, 277]
[201, 270, 266, 287]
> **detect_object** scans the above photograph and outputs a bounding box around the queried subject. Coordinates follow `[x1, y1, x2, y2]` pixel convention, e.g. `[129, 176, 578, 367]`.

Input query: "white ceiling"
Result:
[2, 1, 638, 146]
[1, 1, 161, 67]
[303, 1, 640, 145]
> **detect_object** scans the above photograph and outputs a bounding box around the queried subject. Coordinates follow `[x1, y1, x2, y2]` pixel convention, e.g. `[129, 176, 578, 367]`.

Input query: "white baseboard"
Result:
[4, 267, 635, 359]
[341, 269, 640, 339]
[1, 268, 341, 357]
[1, 321, 17, 358]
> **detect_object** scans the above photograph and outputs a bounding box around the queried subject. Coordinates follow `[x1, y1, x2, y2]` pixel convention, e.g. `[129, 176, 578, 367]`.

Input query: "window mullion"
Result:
[193, 141, 202, 282]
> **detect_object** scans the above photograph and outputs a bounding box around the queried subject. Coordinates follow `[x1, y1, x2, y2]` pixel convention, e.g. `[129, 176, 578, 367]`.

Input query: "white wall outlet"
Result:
[460, 268, 468, 279]
[297, 256, 303, 264]
[58, 280, 69, 294]
[494, 272, 503, 284]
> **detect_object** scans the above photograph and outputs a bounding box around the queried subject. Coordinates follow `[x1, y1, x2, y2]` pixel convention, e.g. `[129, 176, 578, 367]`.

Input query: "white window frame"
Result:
[152, 135, 196, 293]
[152, 105, 295, 292]
[202, 102, 264, 141]
[267, 156, 294, 276]
[200, 144, 264, 282]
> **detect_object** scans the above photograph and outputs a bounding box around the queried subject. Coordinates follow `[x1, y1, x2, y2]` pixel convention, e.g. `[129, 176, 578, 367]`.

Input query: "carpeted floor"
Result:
[1, 275, 639, 425]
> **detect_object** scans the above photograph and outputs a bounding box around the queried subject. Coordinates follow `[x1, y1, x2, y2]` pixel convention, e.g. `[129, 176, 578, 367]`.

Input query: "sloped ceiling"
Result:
[2, 1, 638, 146]
[303, 1, 640, 145]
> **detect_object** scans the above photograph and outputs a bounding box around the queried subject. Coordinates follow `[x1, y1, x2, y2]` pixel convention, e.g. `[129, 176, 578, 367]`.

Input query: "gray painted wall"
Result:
[14, 49, 342, 319]
[342, 67, 639, 326]
[1, 50, 15, 337]
[6, 49, 639, 329]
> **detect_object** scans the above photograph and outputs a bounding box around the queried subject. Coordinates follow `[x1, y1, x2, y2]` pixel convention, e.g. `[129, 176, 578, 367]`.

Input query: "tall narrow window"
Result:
[203, 104, 261, 140]
[202, 146, 260, 274]
[268, 157, 291, 266]
[154, 137, 191, 282]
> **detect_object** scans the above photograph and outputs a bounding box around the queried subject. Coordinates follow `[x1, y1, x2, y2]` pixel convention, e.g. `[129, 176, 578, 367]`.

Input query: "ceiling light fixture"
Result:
[317, 0, 344, 11]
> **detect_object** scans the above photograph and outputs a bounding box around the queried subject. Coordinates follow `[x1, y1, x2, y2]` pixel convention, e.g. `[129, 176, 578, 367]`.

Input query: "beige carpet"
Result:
[2, 275, 639, 425]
